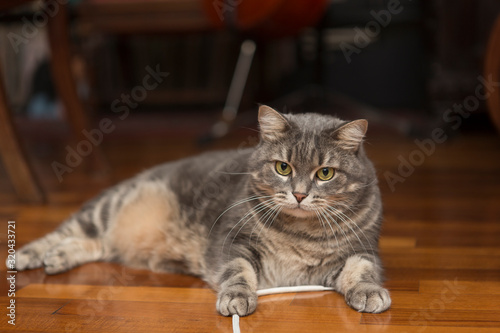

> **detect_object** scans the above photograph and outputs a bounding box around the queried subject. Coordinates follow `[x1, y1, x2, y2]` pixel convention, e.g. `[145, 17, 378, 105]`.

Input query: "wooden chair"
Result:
[0, 0, 217, 203]
[0, 0, 107, 203]
[0, 1, 44, 203]
[46, 1, 109, 173]
[0, 65, 44, 203]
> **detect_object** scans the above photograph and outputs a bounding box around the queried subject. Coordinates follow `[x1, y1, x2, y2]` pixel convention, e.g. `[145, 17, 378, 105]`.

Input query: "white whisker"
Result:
[208, 195, 273, 237]
[256, 205, 283, 245]
[320, 207, 357, 254]
[318, 208, 341, 250]
[313, 209, 332, 247]
[249, 202, 280, 243]
[326, 205, 375, 256]
[257, 205, 283, 242]
[221, 199, 275, 256]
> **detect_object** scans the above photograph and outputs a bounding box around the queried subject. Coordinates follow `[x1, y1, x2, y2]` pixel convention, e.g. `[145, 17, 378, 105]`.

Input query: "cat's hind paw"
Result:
[345, 283, 391, 313]
[216, 287, 258, 317]
[8, 247, 44, 271]
[43, 247, 72, 275]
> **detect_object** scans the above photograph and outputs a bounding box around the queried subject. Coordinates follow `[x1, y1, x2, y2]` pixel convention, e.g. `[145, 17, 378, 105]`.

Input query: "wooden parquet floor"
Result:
[0, 123, 499, 332]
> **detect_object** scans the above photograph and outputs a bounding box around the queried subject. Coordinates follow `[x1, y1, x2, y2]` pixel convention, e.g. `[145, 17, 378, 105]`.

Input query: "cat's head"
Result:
[248, 105, 377, 219]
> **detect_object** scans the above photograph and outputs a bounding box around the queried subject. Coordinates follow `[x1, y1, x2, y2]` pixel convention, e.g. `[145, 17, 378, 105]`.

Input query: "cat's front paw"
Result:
[345, 283, 391, 313]
[216, 286, 257, 316]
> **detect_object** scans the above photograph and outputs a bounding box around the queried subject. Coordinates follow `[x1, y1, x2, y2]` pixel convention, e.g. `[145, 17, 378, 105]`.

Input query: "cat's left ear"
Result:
[332, 119, 368, 152]
[258, 105, 291, 142]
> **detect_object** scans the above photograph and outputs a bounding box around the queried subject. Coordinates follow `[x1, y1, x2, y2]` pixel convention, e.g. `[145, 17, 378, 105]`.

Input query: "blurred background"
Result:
[1, 0, 500, 202]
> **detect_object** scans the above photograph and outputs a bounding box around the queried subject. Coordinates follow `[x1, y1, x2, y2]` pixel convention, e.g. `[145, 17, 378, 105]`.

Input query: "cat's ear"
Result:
[332, 119, 368, 152]
[258, 105, 290, 141]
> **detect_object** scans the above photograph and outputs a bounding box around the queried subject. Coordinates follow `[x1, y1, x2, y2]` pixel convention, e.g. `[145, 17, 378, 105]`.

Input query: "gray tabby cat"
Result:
[12, 106, 391, 315]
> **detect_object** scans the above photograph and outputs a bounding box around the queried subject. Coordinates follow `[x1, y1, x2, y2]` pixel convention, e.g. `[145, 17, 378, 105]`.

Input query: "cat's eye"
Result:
[316, 167, 335, 181]
[275, 161, 292, 176]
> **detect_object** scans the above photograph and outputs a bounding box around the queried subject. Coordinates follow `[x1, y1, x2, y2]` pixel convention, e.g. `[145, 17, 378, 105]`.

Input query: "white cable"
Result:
[232, 285, 334, 333]
[257, 285, 334, 296]
[232, 314, 241, 333]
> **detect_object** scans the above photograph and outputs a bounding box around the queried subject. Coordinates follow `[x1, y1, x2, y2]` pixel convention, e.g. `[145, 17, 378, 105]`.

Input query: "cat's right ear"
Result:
[258, 105, 290, 142]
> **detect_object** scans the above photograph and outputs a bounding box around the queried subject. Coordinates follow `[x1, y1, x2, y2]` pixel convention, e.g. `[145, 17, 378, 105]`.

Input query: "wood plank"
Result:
[385, 268, 500, 282]
[379, 236, 417, 248]
[17, 284, 216, 304]
[383, 221, 500, 232]
[420, 280, 500, 295]
[384, 280, 420, 292]
[289, 291, 348, 308]
[383, 247, 500, 256]
[0, 297, 71, 332]
[49, 300, 230, 333]
[382, 253, 500, 270]
[388, 291, 500, 311]
[362, 309, 500, 328]
[0, 263, 208, 295]
[361, 326, 500, 333]
[416, 236, 500, 247]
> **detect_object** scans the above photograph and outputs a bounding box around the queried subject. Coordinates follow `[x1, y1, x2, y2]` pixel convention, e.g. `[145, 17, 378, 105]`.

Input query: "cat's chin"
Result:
[282, 207, 316, 219]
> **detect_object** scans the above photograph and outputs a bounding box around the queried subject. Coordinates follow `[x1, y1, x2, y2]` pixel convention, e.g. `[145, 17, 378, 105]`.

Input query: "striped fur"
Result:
[12, 106, 391, 315]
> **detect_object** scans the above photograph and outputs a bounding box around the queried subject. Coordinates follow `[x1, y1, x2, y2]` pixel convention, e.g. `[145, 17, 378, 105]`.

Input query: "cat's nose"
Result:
[293, 192, 308, 203]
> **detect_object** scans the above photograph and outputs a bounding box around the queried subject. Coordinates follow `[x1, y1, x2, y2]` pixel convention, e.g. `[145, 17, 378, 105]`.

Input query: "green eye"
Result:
[275, 161, 292, 176]
[316, 167, 335, 181]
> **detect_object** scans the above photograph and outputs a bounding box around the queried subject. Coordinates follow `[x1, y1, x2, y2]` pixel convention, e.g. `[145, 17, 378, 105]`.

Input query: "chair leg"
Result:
[485, 13, 500, 134]
[46, 0, 109, 173]
[0, 65, 44, 203]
